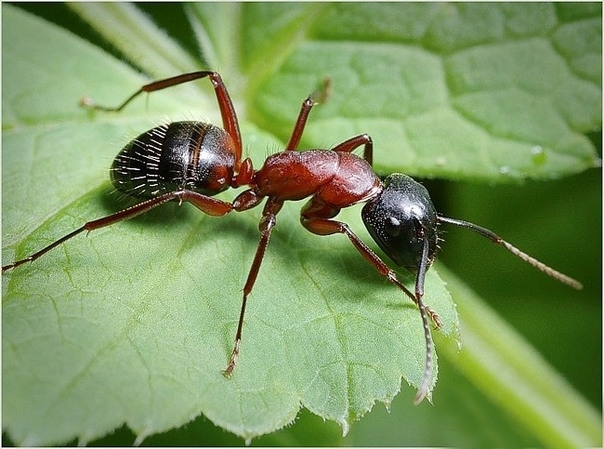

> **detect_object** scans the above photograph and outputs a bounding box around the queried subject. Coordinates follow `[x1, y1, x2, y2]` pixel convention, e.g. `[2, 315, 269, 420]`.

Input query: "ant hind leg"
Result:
[3, 190, 233, 272]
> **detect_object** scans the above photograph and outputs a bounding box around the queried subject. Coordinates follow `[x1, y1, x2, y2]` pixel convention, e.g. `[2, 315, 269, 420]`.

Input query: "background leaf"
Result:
[2, 3, 601, 447]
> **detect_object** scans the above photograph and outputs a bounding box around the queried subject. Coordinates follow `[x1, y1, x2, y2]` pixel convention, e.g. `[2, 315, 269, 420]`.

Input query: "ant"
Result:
[2, 71, 583, 405]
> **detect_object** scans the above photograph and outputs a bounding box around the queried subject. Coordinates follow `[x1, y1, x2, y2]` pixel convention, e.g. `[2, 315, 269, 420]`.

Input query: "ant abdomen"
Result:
[111, 121, 236, 198]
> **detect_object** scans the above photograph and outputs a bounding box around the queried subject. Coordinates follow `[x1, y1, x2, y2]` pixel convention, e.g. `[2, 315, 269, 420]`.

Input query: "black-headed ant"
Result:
[2, 71, 582, 404]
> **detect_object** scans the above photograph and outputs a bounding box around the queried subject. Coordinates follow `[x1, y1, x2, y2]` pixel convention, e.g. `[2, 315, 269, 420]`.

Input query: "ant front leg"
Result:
[301, 202, 440, 404]
[81, 71, 244, 166]
[301, 213, 441, 326]
[2, 190, 233, 272]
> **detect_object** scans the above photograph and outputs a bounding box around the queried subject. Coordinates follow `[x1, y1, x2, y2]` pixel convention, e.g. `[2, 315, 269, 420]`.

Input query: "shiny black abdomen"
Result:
[111, 121, 236, 198]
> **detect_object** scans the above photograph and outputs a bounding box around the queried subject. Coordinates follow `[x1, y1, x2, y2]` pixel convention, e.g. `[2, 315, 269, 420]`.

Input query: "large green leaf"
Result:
[3, 5, 457, 445]
[2, 3, 601, 447]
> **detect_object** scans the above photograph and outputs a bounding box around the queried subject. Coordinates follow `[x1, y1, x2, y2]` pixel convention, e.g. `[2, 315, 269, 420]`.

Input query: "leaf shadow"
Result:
[98, 185, 199, 228]
[267, 216, 419, 313]
[95, 184, 419, 316]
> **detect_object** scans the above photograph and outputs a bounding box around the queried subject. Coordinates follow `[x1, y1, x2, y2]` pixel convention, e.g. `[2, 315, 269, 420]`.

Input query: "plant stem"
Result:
[435, 265, 602, 449]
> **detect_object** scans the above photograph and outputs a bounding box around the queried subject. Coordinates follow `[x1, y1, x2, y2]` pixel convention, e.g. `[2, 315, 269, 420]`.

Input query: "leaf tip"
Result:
[338, 418, 351, 437]
[133, 425, 155, 446]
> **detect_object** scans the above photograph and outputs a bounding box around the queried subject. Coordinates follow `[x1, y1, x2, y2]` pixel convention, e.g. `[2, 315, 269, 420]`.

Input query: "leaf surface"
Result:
[2, 4, 600, 446]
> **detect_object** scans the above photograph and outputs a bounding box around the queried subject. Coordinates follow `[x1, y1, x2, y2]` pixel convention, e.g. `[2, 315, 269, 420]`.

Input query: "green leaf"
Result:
[2, 5, 457, 445]
[2, 3, 601, 447]
[246, 3, 600, 179]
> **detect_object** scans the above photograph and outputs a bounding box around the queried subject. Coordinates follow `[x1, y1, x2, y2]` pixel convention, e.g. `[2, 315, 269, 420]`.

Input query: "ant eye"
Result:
[385, 216, 402, 237]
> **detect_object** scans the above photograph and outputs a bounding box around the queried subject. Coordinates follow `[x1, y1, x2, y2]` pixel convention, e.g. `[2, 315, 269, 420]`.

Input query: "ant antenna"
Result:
[438, 216, 583, 290]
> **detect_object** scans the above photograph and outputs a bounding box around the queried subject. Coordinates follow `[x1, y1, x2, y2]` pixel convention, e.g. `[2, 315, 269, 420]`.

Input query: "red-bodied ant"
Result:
[2, 71, 583, 404]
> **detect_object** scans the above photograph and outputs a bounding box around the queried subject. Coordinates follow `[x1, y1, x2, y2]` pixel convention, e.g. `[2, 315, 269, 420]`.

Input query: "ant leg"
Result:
[285, 78, 331, 151]
[81, 71, 243, 166]
[330, 134, 374, 166]
[302, 214, 440, 323]
[223, 198, 283, 376]
[301, 214, 438, 404]
[2, 190, 233, 272]
[284, 97, 316, 151]
[414, 222, 431, 301]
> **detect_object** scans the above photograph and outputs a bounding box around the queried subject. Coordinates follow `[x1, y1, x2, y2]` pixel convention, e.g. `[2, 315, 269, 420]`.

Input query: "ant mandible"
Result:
[2, 71, 583, 405]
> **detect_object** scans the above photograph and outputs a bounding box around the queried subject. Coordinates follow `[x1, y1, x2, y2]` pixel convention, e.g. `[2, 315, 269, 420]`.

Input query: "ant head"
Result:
[362, 174, 439, 274]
